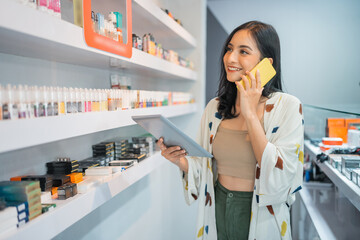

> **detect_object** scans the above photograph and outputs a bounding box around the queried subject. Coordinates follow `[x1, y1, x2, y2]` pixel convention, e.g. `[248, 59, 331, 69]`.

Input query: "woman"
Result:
[157, 21, 304, 240]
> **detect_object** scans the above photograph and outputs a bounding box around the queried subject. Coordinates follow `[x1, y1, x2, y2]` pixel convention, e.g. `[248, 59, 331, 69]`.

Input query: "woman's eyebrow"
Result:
[237, 45, 253, 51]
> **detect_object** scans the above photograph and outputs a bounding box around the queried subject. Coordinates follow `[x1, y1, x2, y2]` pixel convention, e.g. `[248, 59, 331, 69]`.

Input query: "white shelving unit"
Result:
[0, 0, 197, 81]
[132, 0, 197, 49]
[0, 104, 197, 153]
[3, 152, 166, 240]
[0, 0, 203, 238]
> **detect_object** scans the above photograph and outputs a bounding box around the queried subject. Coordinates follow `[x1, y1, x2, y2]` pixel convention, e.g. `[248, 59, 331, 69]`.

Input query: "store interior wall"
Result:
[205, 7, 228, 104]
[0, 0, 206, 238]
[207, 0, 360, 110]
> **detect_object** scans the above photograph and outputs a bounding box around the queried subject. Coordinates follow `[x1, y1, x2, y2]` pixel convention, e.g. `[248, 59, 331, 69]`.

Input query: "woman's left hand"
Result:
[235, 69, 263, 120]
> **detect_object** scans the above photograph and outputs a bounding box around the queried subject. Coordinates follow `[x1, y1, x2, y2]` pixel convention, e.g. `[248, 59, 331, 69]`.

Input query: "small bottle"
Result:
[75, 88, 81, 113]
[37, 0, 48, 12]
[69, 87, 77, 113]
[31, 86, 40, 118]
[38, 86, 46, 117]
[53, 0, 61, 18]
[85, 88, 91, 112]
[79, 88, 85, 113]
[2, 85, 11, 120]
[51, 87, 59, 116]
[11, 85, 19, 120]
[17, 85, 27, 119]
[114, 12, 123, 44]
[57, 87, 65, 115]
[0, 85, 3, 120]
[108, 90, 114, 111]
[47, 0, 54, 15]
[65, 87, 72, 114]
[91, 11, 96, 32]
[103, 90, 108, 111]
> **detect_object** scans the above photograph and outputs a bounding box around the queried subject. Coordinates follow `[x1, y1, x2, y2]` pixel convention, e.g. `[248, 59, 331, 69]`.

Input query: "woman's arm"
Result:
[235, 70, 268, 167]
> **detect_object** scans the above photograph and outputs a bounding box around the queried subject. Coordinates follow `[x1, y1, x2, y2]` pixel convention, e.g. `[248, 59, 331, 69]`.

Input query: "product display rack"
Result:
[0, 0, 197, 81]
[304, 140, 360, 211]
[132, 0, 197, 49]
[0, 104, 197, 154]
[2, 152, 165, 240]
[0, 0, 202, 238]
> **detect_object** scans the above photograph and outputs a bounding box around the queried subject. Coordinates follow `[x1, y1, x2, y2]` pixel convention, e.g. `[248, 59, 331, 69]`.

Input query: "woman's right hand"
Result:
[156, 137, 187, 165]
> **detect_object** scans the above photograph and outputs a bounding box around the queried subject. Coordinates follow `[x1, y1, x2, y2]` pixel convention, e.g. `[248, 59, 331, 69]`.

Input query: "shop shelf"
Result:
[298, 184, 337, 240]
[304, 140, 360, 211]
[0, 0, 197, 81]
[0, 104, 197, 154]
[2, 152, 166, 240]
[132, 0, 197, 49]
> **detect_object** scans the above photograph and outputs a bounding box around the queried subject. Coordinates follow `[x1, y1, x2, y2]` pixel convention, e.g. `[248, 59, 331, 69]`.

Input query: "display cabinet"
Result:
[292, 104, 360, 240]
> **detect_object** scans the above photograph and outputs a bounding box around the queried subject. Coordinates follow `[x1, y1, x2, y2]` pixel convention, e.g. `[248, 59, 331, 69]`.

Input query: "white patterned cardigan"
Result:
[181, 92, 304, 240]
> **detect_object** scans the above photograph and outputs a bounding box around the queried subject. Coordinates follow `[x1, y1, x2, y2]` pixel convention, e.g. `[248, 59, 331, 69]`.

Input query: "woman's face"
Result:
[223, 29, 262, 83]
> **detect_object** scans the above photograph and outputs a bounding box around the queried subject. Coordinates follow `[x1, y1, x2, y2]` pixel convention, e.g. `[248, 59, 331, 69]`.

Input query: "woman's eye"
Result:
[240, 50, 248, 55]
[225, 46, 232, 52]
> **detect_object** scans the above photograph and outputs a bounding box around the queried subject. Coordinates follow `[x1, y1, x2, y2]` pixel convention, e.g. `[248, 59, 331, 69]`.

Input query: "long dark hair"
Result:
[217, 21, 282, 119]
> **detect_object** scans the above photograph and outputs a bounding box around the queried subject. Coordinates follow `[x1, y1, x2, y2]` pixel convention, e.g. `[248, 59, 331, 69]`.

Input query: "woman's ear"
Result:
[268, 58, 274, 65]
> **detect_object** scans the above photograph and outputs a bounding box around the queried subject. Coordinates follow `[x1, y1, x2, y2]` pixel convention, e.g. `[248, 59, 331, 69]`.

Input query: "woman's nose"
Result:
[227, 51, 237, 63]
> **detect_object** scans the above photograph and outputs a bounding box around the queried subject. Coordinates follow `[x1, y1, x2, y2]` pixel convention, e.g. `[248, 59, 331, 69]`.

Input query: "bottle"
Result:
[17, 85, 27, 119]
[37, 0, 48, 12]
[114, 12, 123, 44]
[57, 87, 65, 115]
[0, 85, 2, 120]
[38, 86, 46, 117]
[31, 86, 40, 118]
[85, 88, 91, 112]
[79, 88, 85, 113]
[51, 87, 59, 116]
[69, 87, 77, 113]
[53, 0, 61, 18]
[2, 85, 12, 120]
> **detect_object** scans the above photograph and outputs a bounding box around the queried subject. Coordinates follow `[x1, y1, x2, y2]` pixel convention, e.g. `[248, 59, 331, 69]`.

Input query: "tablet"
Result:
[132, 115, 213, 158]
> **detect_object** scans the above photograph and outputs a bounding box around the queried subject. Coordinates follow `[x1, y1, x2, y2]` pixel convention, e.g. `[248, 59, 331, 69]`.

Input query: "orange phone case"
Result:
[237, 58, 276, 89]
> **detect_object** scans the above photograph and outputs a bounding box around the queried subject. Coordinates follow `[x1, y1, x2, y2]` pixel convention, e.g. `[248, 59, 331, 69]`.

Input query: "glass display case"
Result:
[291, 104, 360, 240]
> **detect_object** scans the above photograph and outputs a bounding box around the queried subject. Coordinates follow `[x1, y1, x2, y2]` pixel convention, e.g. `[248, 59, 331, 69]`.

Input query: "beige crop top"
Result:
[212, 123, 262, 179]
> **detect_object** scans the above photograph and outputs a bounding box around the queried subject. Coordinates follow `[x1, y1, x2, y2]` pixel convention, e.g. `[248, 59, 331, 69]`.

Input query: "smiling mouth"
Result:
[227, 66, 241, 71]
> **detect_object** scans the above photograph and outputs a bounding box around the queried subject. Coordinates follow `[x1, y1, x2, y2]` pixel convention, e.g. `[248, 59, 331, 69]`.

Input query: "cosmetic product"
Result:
[11, 86, 19, 120]
[47, 0, 54, 15]
[17, 85, 27, 119]
[73, 0, 83, 27]
[57, 87, 65, 115]
[108, 90, 115, 111]
[53, 0, 61, 18]
[37, 0, 48, 12]
[37, 86, 46, 117]
[114, 12, 123, 43]
[65, 87, 71, 114]
[97, 13, 105, 36]
[51, 87, 59, 116]
[0, 85, 3, 120]
[41, 203, 56, 213]
[85, 88, 91, 112]
[30, 86, 40, 118]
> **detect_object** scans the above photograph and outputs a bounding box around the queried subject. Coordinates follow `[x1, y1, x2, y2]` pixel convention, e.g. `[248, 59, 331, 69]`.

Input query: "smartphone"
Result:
[237, 58, 276, 89]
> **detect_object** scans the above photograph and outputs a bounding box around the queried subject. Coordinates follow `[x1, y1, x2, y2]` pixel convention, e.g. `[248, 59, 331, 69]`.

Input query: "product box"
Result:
[348, 129, 360, 147]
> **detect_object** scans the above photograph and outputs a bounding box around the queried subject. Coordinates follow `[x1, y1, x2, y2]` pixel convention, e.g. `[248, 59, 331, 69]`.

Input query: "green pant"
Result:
[215, 180, 253, 240]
